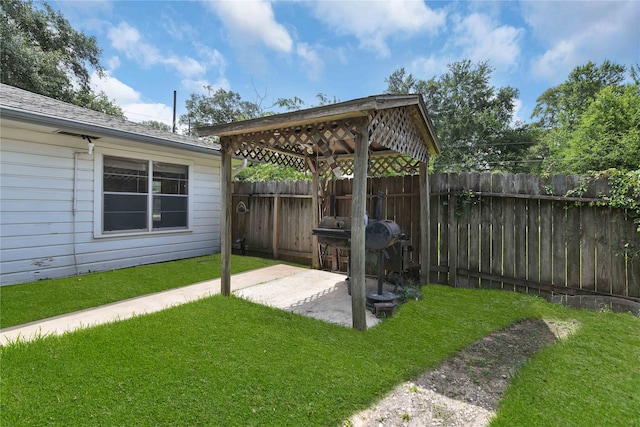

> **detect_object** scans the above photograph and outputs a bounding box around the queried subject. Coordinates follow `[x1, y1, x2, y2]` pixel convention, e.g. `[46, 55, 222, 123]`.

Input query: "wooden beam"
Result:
[272, 195, 281, 260]
[429, 190, 606, 204]
[220, 141, 233, 296]
[456, 268, 640, 303]
[419, 162, 431, 285]
[351, 128, 369, 331]
[311, 170, 320, 269]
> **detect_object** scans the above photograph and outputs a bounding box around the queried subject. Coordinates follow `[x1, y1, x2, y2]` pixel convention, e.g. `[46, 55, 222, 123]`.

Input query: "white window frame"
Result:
[93, 149, 194, 238]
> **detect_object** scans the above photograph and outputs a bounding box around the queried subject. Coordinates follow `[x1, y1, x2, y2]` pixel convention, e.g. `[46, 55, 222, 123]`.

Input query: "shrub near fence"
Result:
[231, 174, 640, 301]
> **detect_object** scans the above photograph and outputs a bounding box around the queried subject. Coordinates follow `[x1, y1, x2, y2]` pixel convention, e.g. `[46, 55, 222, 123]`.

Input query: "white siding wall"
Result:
[0, 125, 221, 286]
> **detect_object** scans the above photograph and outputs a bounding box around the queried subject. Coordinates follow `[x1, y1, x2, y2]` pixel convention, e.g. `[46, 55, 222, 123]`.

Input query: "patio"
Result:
[0, 265, 387, 345]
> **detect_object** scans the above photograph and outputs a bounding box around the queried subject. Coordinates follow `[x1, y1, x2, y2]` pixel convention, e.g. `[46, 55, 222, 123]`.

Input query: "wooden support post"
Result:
[420, 161, 431, 285]
[351, 129, 368, 331]
[311, 168, 320, 269]
[220, 141, 232, 296]
[272, 195, 280, 259]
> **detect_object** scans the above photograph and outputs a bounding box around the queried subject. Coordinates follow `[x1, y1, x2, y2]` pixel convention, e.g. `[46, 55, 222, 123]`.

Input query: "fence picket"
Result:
[467, 172, 481, 288]
[539, 177, 553, 294]
[502, 173, 515, 291]
[526, 175, 541, 296]
[447, 173, 460, 286]
[231, 173, 639, 302]
[513, 174, 528, 294]
[551, 175, 567, 288]
[456, 173, 470, 288]
[434, 173, 450, 284]
[581, 178, 597, 292]
[480, 173, 494, 289]
[491, 174, 505, 289]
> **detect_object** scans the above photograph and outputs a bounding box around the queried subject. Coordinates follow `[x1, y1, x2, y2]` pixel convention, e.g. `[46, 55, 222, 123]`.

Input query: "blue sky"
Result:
[50, 0, 639, 130]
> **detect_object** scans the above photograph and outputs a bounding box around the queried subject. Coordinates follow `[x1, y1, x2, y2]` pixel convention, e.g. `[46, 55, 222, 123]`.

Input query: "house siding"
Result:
[0, 125, 220, 286]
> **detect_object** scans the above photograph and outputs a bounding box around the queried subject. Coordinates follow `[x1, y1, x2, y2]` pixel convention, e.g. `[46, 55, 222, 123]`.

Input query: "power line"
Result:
[444, 141, 539, 148]
[441, 158, 583, 167]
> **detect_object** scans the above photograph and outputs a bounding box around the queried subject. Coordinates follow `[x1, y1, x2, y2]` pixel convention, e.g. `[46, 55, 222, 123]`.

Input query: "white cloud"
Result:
[410, 12, 523, 80]
[195, 44, 227, 74]
[451, 13, 523, 68]
[296, 42, 324, 81]
[205, 1, 293, 53]
[522, 1, 640, 82]
[181, 78, 230, 95]
[530, 40, 578, 82]
[107, 22, 207, 78]
[309, 1, 446, 57]
[161, 14, 198, 41]
[411, 55, 450, 79]
[511, 98, 525, 125]
[91, 71, 174, 125]
[106, 56, 120, 71]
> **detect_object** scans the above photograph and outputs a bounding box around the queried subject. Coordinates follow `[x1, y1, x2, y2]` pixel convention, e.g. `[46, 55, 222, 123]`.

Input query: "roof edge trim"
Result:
[1, 106, 221, 156]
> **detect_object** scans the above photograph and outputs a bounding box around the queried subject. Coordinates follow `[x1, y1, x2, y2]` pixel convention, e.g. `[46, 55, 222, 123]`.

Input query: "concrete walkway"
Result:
[1, 265, 379, 345]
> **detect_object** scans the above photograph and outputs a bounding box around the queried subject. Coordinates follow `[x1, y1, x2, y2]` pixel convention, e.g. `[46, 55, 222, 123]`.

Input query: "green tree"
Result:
[74, 88, 124, 117]
[532, 60, 627, 130]
[234, 163, 309, 182]
[179, 86, 262, 134]
[531, 61, 638, 174]
[555, 84, 640, 173]
[183, 88, 330, 181]
[0, 0, 122, 116]
[386, 60, 534, 172]
[141, 120, 172, 132]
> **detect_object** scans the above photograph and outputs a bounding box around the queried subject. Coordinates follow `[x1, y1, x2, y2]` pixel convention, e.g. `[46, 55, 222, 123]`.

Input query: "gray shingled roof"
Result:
[0, 83, 219, 155]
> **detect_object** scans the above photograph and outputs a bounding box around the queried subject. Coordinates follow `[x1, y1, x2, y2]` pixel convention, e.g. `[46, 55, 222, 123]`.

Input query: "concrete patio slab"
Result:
[1, 264, 304, 345]
[1, 264, 385, 345]
[234, 269, 381, 328]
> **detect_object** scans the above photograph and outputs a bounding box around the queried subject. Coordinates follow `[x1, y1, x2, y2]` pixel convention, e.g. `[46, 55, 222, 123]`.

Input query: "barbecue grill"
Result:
[313, 192, 413, 305]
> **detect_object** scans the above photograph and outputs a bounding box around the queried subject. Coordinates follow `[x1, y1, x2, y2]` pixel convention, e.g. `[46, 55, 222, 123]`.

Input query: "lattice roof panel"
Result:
[198, 94, 440, 177]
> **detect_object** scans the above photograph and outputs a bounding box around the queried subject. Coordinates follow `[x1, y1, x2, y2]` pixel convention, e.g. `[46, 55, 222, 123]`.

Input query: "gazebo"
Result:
[198, 94, 440, 330]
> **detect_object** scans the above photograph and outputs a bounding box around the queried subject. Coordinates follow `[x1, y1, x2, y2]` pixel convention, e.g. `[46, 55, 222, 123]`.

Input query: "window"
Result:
[103, 156, 188, 233]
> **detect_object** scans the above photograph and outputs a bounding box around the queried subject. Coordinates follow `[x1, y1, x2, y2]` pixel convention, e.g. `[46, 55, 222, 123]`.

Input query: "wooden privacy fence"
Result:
[232, 181, 315, 262]
[431, 173, 639, 302]
[231, 173, 640, 301]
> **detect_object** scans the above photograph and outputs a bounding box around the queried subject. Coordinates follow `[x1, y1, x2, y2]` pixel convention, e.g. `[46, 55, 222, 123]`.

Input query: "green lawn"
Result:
[0, 254, 299, 329]
[2, 281, 638, 426]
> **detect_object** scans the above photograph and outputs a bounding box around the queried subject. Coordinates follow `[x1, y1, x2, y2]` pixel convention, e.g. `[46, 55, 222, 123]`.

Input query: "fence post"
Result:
[351, 128, 369, 331]
[420, 162, 431, 284]
[448, 193, 458, 287]
[311, 170, 320, 269]
[272, 195, 280, 259]
[220, 141, 232, 296]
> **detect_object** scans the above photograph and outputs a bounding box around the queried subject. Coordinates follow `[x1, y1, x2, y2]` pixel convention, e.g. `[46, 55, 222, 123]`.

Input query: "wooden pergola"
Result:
[198, 94, 440, 330]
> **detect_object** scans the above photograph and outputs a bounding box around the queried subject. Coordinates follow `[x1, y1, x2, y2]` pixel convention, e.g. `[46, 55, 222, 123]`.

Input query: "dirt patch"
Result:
[345, 319, 578, 427]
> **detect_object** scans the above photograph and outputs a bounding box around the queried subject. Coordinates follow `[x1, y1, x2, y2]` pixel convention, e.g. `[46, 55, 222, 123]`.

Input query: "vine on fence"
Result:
[451, 170, 640, 260]
[565, 169, 640, 233]
[562, 169, 640, 261]
[454, 190, 481, 217]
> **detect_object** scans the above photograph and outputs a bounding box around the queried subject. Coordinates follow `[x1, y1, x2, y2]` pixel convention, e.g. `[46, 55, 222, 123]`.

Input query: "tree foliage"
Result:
[182, 88, 339, 180]
[532, 60, 627, 130]
[73, 88, 124, 117]
[179, 86, 262, 134]
[531, 61, 639, 174]
[561, 84, 640, 173]
[386, 60, 534, 172]
[234, 163, 309, 182]
[0, 0, 123, 116]
[141, 120, 172, 132]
